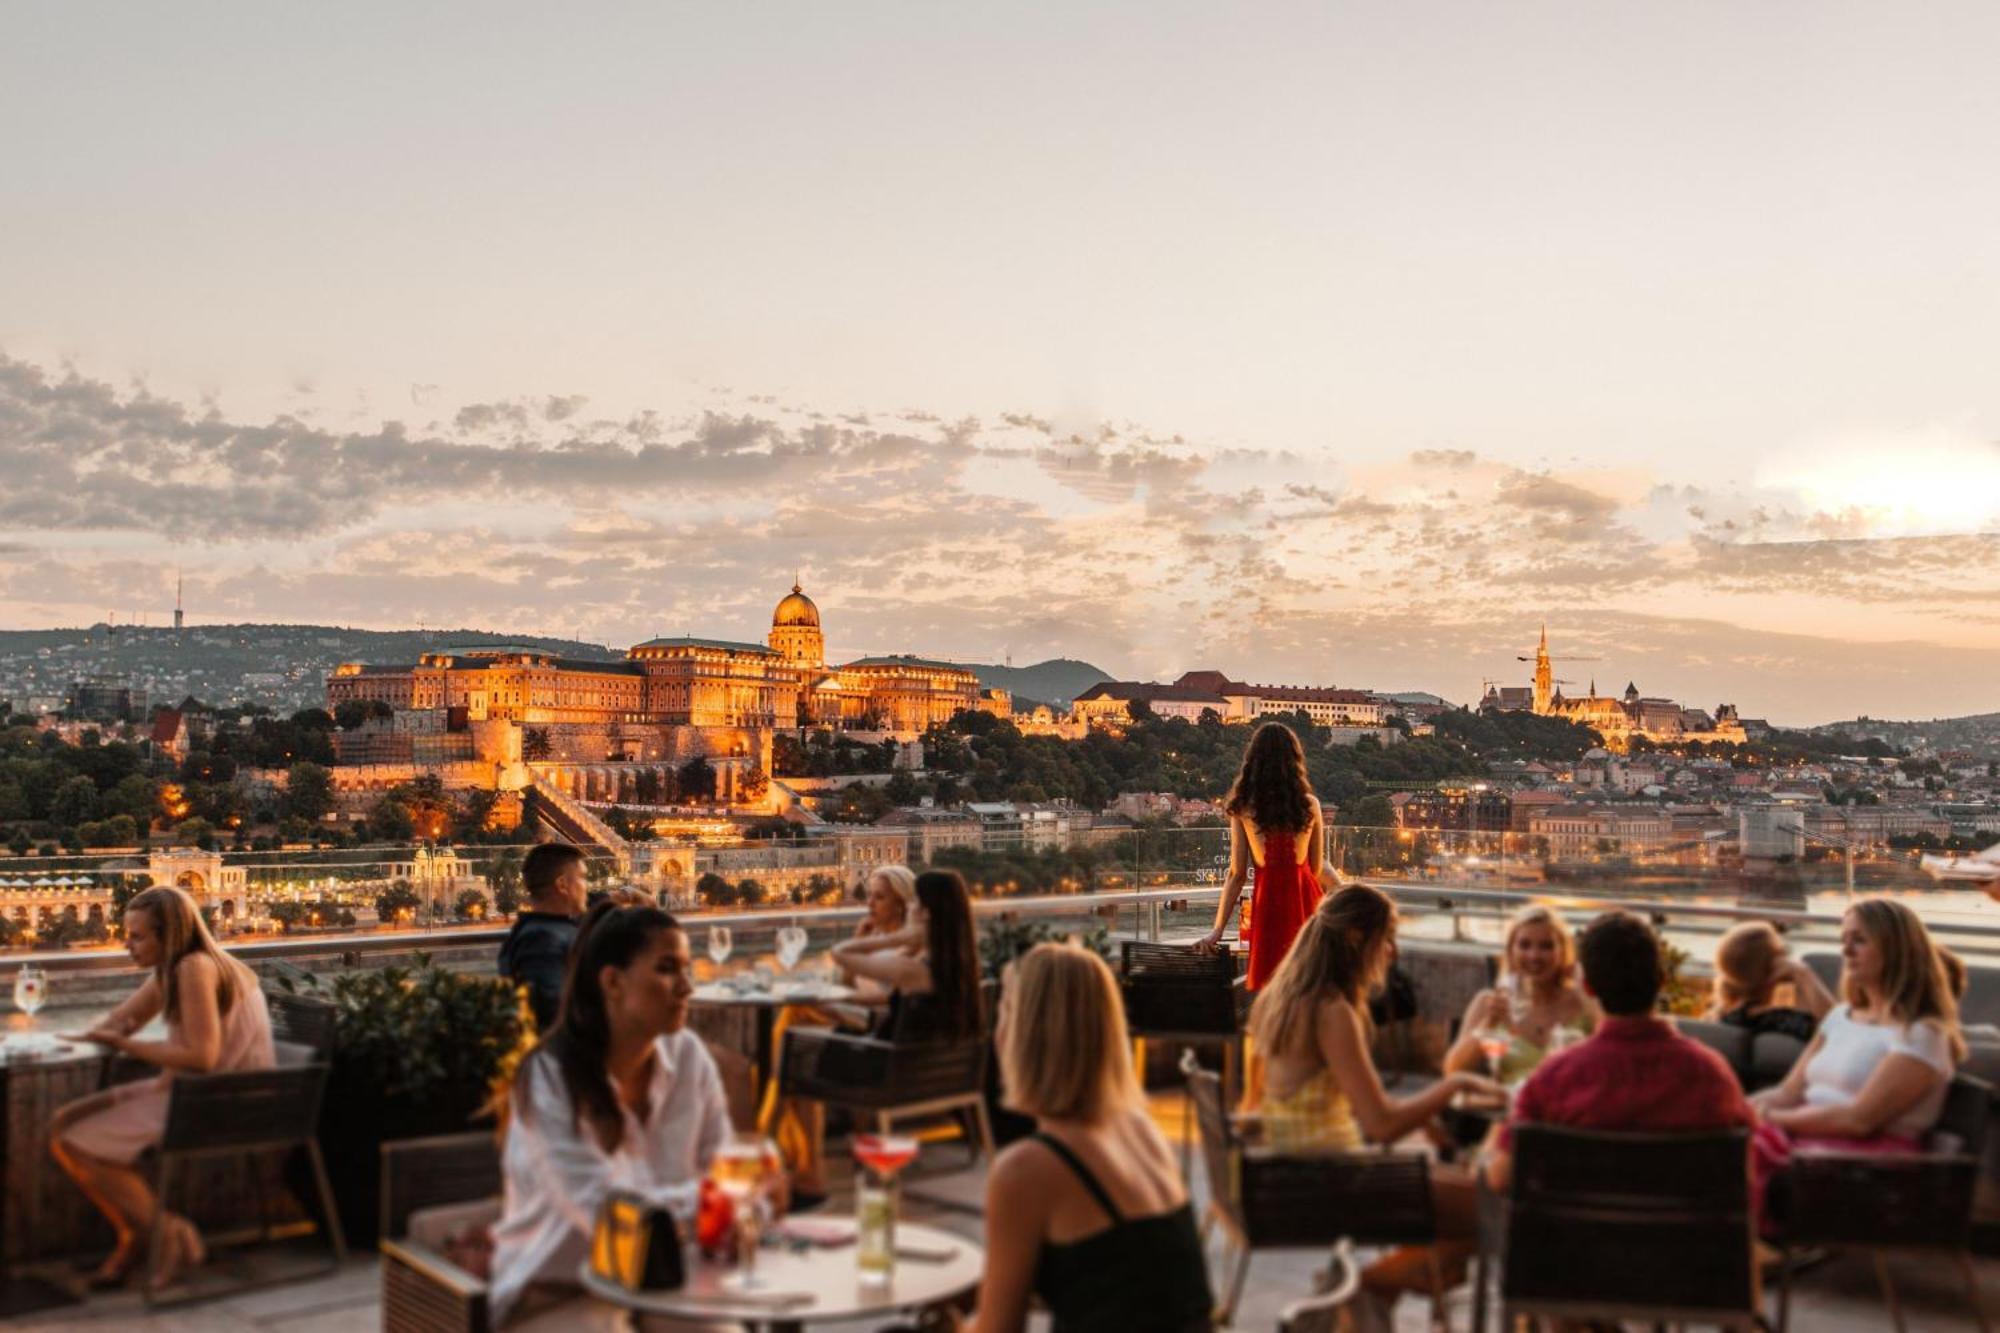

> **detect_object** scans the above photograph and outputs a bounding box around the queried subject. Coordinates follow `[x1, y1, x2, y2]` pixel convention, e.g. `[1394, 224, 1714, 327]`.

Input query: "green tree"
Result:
[695, 871, 732, 906]
[50, 775, 101, 827]
[286, 761, 336, 822]
[737, 764, 769, 803]
[522, 727, 553, 762]
[6, 828, 29, 857]
[452, 888, 490, 921]
[369, 794, 416, 841]
[375, 881, 422, 924]
[485, 846, 525, 915]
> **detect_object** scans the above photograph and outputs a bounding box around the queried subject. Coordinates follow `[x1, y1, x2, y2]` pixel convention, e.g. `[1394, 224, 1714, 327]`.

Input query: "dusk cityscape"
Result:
[4, 6, 2000, 1331]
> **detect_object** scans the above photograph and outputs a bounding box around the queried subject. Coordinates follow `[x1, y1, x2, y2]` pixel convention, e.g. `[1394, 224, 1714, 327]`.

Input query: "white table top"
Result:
[692, 982, 858, 1008]
[579, 1219, 980, 1324]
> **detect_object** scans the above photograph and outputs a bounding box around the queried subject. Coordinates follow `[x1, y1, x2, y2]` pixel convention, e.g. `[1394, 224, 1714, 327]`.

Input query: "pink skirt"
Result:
[1750, 1120, 1919, 1236]
[59, 1075, 171, 1165]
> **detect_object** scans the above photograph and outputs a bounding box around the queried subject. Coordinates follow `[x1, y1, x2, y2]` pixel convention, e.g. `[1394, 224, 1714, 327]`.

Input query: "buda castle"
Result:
[324, 583, 1002, 793]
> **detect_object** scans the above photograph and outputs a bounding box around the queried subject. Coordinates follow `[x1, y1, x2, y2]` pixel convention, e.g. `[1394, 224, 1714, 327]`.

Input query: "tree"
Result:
[368, 794, 416, 841]
[884, 770, 921, 806]
[375, 882, 421, 924]
[679, 757, 716, 803]
[286, 761, 336, 822]
[485, 846, 525, 916]
[737, 764, 769, 804]
[522, 727, 553, 762]
[452, 888, 490, 922]
[50, 775, 101, 828]
[695, 871, 733, 906]
[6, 828, 29, 857]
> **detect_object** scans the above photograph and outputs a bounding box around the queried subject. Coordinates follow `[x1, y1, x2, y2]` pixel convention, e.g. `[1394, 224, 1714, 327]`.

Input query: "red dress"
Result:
[1244, 833, 1323, 990]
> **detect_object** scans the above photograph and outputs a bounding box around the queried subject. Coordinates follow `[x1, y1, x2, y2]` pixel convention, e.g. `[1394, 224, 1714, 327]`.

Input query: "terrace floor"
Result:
[12, 1094, 1998, 1332]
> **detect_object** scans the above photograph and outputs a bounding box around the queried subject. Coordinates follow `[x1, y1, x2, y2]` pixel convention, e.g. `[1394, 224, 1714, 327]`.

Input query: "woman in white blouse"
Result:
[491, 901, 739, 1328]
[1752, 898, 1964, 1222]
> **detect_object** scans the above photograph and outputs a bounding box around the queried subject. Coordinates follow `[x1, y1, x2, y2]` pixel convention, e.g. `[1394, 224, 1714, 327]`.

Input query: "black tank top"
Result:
[1030, 1133, 1214, 1333]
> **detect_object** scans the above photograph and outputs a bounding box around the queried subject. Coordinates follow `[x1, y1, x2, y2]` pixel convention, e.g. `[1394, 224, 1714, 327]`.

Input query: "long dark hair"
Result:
[1223, 722, 1315, 832]
[517, 900, 681, 1151]
[915, 869, 983, 1038]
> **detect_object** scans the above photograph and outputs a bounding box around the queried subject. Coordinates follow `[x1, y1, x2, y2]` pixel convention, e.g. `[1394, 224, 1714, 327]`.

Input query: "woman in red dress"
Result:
[1196, 722, 1328, 989]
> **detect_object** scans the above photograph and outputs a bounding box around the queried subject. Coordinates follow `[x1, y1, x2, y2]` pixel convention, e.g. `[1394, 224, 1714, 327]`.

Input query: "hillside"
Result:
[1808, 711, 2000, 758]
[970, 658, 1113, 706]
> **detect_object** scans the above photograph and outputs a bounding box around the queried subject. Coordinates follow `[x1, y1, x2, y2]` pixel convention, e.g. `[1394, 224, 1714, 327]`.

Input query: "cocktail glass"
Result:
[710, 1132, 780, 1290]
[853, 1133, 919, 1285]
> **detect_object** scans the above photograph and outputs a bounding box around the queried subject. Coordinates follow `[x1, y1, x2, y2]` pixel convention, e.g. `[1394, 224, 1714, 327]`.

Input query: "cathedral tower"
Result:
[1531, 624, 1553, 715]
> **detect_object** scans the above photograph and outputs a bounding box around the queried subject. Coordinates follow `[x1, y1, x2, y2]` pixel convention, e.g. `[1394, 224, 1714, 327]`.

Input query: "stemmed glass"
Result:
[707, 926, 733, 970]
[853, 1132, 920, 1285]
[710, 1132, 780, 1290]
[774, 925, 808, 975]
[13, 965, 47, 1035]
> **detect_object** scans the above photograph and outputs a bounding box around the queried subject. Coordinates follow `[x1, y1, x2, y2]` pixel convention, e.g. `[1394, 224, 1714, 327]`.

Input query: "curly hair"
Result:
[1222, 722, 1315, 832]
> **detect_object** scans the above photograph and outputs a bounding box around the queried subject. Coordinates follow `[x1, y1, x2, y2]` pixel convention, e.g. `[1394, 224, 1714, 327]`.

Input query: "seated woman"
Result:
[762, 865, 922, 1193]
[1443, 904, 1594, 1084]
[491, 901, 743, 1328]
[1246, 885, 1500, 1329]
[1705, 920, 1835, 1042]
[1752, 898, 1964, 1225]
[963, 942, 1212, 1332]
[827, 868, 983, 1042]
[834, 865, 920, 1007]
[51, 886, 274, 1291]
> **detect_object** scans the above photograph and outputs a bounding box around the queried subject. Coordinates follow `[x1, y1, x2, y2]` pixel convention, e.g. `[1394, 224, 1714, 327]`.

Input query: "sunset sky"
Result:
[4, 4, 1999, 724]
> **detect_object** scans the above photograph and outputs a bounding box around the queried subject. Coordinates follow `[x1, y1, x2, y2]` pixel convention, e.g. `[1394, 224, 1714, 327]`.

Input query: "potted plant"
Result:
[285, 955, 534, 1246]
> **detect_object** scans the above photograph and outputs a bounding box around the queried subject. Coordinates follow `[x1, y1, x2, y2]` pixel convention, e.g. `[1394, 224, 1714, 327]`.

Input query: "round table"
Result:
[579, 1220, 981, 1332]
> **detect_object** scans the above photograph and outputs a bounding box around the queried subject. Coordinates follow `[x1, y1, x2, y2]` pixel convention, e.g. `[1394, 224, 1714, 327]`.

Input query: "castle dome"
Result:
[772, 581, 820, 629]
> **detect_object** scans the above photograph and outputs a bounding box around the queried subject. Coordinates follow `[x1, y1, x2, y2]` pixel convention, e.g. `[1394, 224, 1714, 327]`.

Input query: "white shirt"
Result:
[490, 1030, 730, 1326]
[1802, 1003, 1954, 1139]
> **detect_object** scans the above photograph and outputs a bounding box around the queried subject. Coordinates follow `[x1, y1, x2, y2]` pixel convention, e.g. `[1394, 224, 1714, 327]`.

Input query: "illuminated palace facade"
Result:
[325, 582, 1000, 779]
[1480, 626, 1747, 752]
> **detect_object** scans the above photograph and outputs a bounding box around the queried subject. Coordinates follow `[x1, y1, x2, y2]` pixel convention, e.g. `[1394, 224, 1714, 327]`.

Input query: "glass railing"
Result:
[3, 822, 1996, 969]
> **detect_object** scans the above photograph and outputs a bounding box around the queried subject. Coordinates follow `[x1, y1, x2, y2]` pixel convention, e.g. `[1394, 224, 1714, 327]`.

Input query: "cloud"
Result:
[4, 349, 1999, 723]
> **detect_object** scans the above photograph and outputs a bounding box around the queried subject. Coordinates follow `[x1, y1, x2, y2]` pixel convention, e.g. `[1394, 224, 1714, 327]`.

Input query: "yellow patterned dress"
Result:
[1260, 1069, 1364, 1153]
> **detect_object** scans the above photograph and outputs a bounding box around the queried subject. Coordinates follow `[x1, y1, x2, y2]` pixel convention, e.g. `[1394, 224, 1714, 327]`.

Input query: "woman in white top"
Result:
[1752, 899, 1964, 1223]
[491, 901, 737, 1328]
[52, 886, 274, 1291]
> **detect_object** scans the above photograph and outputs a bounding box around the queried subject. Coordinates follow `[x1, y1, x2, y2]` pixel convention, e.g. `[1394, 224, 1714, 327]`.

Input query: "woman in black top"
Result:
[963, 942, 1211, 1332]
[830, 869, 982, 1042]
[1707, 920, 1833, 1042]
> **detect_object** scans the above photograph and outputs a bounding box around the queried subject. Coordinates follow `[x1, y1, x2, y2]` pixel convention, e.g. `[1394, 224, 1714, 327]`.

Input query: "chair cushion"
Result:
[1673, 1019, 1751, 1083]
[1747, 1033, 1808, 1091]
[407, 1198, 501, 1252]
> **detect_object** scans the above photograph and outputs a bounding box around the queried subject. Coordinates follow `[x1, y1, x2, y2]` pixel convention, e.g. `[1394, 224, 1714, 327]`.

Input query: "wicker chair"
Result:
[146, 1062, 348, 1306]
[1773, 1072, 1993, 1333]
[267, 990, 337, 1061]
[1183, 1053, 1436, 1326]
[778, 1028, 994, 1161]
[1496, 1124, 1758, 1331]
[1123, 941, 1243, 1100]
[379, 1132, 503, 1333]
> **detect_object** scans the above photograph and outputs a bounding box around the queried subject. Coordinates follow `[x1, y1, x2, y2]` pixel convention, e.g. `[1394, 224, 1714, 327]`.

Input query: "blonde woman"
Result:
[1246, 884, 1499, 1326]
[1705, 920, 1834, 1043]
[836, 864, 919, 1005]
[962, 943, 1212, 1332]
[1752, 899, 1965, 1223]
[1443, 905, 1596, 1084]
[52, 887, 275, 1289]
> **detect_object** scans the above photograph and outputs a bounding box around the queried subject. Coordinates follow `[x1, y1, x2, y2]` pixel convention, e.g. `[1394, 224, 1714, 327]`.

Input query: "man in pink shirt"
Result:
[1487, 910, 1754, 1190]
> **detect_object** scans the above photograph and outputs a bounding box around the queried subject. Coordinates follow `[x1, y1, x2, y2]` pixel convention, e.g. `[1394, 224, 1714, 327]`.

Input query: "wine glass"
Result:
[707, 925, 733, 970]
[775, 925, 808, 974]
[1475, 1025, 1510, 1080]
[709, 1132, 780, 1290]
[14, 964, 47, 1034]
[853, 1132, 920, 1285]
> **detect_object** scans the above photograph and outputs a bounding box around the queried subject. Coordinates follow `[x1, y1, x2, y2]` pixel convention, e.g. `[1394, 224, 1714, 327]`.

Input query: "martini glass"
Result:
[853, 1132, 919, 1285]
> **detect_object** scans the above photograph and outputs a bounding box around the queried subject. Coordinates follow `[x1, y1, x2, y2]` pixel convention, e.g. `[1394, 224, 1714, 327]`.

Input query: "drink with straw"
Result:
[853, 1133, 919, 1285]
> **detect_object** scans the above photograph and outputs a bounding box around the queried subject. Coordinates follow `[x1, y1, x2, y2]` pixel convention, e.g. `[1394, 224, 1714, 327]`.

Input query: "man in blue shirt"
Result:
[497, 843, 588, 1030]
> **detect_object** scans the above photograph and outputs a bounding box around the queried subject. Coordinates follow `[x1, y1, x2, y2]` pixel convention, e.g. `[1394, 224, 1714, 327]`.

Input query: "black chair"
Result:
[1183, 1053, 1436, 1326]
[379, 1132, 504, 1333]
[266, 990, 337, 1062]
[1122, 941, 1243, 1098]
[1496, 1124, 1758, 1331]
[1773, 1072, 1993, 1333]
[146, 1063, 348, 1305]
[778, 1029, 994, 1162]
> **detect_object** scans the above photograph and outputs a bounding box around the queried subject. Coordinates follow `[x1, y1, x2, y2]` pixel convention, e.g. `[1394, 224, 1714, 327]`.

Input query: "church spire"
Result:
[1532, 623, 1554, 716]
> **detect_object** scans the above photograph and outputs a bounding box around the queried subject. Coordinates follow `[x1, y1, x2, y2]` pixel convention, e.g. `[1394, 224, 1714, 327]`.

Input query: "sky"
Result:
[3, 2, 1999, 725]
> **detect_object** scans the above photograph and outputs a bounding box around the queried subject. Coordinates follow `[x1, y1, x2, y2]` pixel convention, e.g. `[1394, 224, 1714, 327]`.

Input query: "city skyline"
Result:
[5, 6, 1999, 724]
